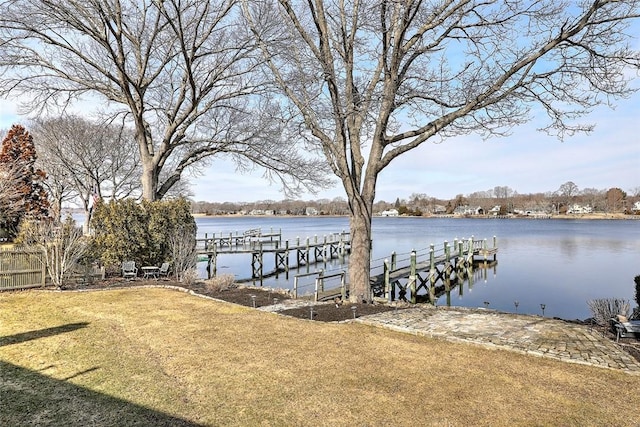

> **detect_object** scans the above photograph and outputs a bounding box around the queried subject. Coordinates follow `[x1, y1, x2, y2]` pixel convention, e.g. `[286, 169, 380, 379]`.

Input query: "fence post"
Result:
[41, 249, 46, 286]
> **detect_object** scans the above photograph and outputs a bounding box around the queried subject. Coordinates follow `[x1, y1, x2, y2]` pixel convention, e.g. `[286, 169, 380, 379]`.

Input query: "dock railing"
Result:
[293, 269, 346, 302]
[373, 236, 497, 303]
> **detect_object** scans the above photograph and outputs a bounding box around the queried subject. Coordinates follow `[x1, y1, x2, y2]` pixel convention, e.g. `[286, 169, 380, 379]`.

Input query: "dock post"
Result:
[391, 251, 397, 270]
[314, 278, 319, 302]
[483, 238, 488, 267]
[274, 240, 280, 277]
[493, 236, 498, 261]
[409, 250, 417, 304]
[341, 272, 346, 301]
[384, 259, 392, 302]
[305, 238, 310, 272]
[444, 241, 451, 293]
[429, 247, 436, 302]
[323, 235, 327, 262]
[293, 276, 298, 299]
[285, 240, 290, 277]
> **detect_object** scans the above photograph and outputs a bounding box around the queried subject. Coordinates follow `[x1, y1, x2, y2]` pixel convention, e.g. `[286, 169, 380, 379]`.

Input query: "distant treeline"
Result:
[192, 184, 639, 217]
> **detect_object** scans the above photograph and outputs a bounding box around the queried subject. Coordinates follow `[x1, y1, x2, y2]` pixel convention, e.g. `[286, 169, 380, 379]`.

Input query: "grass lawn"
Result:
[1, 288, 638, 426]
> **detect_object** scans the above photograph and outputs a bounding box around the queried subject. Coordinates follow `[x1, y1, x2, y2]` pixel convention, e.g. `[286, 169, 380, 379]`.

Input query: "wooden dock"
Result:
[369, 237, 498, 304]
[196, 228, 351, 280]
[196, 228, 497, 306]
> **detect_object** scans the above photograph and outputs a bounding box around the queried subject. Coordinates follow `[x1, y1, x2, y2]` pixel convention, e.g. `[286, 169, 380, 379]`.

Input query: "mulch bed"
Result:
[63, 277, 405, 322]
[57, 278, 640, 362]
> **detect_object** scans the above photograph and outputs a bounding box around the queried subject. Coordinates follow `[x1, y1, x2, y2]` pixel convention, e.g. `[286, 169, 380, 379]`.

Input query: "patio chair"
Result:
[121, 261, 138, 279]
[158, 262, 171, 279]
[610, 311, 640, 342]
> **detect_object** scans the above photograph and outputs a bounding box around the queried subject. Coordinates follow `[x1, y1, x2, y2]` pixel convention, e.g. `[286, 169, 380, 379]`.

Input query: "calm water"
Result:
[196, 216, 640, 320]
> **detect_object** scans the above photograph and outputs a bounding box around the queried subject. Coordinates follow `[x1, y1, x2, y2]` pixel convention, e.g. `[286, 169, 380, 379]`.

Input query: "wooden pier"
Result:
[196, 228, 497, 306]
[369, 236, 498, 304]
[196, 228, 351, 280]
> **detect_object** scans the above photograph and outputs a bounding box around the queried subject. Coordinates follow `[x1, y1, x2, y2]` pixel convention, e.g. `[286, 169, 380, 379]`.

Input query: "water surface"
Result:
[196, 216, 640, 320]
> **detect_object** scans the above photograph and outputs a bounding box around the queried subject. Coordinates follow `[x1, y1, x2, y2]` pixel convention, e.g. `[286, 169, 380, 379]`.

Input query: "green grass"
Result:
[1, 288, 638, 426]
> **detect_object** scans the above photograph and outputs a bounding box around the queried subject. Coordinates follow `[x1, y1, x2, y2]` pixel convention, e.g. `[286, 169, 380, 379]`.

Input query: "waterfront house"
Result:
[379, 209, 399, 217]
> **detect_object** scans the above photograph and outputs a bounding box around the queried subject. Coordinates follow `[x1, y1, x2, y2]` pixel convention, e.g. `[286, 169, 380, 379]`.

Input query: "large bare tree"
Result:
[0, 0, 329, 201]
[31, 116, 141, 228]
[242, 0, 640, 301]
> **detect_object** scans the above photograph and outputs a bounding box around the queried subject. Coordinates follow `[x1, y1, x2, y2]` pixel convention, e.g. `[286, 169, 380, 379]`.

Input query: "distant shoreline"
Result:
[192, 212, 639, 220]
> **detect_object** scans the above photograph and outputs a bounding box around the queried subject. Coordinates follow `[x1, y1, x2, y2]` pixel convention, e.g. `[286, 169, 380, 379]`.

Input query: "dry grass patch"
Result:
[1, 288, 638, 426]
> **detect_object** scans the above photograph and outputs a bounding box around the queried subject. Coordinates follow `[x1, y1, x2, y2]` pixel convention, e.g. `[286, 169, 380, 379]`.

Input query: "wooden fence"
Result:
[0, 248, 46, 290]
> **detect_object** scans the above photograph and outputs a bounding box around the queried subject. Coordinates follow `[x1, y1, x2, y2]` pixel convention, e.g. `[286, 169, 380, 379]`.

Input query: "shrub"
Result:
[205, 274, 236, 293]
[15, 216, 90, 289]
[91, 198, 196, 274]
[635, 275, 640, 307]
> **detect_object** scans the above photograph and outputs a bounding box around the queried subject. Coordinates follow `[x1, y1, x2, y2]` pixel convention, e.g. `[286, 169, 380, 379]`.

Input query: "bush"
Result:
[15, 216, 90, 289]
[91, 198, 196, 274]
[205, 274, 236, 293]
[635, 275, 640, 307]
[587, 298, 630, 326]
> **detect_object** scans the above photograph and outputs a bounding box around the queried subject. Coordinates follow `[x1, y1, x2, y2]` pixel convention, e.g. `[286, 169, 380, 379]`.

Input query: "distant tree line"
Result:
[192, 182, 640, 216]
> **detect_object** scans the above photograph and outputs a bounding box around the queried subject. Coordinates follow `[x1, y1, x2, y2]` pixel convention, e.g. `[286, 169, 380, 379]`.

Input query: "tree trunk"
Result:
[140, 157, 159, 201]
[348, 201, 373, 303]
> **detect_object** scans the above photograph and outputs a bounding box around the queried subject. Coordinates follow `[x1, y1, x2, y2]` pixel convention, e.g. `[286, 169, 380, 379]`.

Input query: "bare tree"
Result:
[580, 187, 605, 211]
[242, 0, 640, 301]
[558, 181, 580, 208]
[17, 217, 90, 289]
[0, 0, 330, 201]
[31, 116, 141, 231]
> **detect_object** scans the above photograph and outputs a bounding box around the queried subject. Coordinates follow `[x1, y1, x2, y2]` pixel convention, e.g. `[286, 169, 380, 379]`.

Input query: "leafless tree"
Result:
[558, 181, 580, 208]
[30, 116, 141, 231]
[0, 0, 331, 201]
[580, 187, 605, 211]
[17, 217, 90, 289]
[242, 0, 640, 301]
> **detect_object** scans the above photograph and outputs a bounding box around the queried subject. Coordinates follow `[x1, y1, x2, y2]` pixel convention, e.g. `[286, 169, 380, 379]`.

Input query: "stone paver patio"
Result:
[354, 306, 640, 375]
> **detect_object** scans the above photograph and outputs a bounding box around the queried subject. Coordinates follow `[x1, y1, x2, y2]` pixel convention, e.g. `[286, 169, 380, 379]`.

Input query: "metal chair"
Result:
[158, 262, 171, 279]
[121, 261, 138, 279]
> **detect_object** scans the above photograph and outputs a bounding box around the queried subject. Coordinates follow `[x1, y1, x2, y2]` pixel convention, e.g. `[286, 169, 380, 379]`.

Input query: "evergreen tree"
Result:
[0, 124, 49, 235]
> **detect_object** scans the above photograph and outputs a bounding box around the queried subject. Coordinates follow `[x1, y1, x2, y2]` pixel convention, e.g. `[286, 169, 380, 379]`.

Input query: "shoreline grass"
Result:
[1, 288, 638, 426]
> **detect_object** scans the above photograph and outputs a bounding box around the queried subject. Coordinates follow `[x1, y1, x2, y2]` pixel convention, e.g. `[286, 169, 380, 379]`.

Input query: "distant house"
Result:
[432, 205, 447, 215]
[305, 207, 319, 216]
[567, 204, 593, 214]
[380, 209, 399, 217]
[453, 205, 483, 216]
[632, 201, 640, 212]
[489, 205, 501, 216]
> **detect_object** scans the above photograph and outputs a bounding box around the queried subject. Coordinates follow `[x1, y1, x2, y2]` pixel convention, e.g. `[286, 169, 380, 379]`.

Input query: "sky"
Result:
[185, 93, 640, 203]
[1, 90, 638, 204]
[0, 27, 638, 205]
